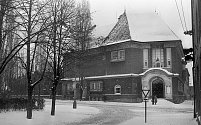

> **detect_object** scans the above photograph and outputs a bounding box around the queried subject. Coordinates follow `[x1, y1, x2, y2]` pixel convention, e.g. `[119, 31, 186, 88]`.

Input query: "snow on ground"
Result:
[0, 100, 99, 125]
[119, 112, 197, 125]
[119, 99, 197, 125]
[0, 99, 198, 125]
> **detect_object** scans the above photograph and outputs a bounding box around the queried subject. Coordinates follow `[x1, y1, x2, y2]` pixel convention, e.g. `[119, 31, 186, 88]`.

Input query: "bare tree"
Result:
[42, 0, 76, 116]
[9, 0, 54, 119]
[70, 0, 96, 100]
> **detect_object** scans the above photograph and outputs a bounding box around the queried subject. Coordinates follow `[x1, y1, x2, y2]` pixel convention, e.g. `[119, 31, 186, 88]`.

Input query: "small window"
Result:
[143, 49, 148, 68]
[114, 85, 121, 94]
[166, 48, 171, 67]
[119, 50, 125, 60]
[111, 50, 125, 62]
[168, 60, 171, 66]
[145, 61, 148, 67]
[111, 51, 118, 61]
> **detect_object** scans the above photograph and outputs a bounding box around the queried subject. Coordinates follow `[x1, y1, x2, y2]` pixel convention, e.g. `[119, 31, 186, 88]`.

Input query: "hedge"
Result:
[0, 98, 45, 112]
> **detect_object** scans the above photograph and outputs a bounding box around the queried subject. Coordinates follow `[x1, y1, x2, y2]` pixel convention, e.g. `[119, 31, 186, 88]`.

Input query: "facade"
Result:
[61, 12, 190, 103]
[191, 0, 201, 120]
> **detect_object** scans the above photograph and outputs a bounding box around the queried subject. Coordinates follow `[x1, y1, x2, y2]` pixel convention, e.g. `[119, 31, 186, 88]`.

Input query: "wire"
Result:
[180, 0, 188, 31]
[174, 0, 185, 32]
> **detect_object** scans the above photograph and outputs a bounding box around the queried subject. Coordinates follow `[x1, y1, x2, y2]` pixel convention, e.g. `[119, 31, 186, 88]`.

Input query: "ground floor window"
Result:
[90, 81, 103, 91]
[114, 85, 121, 94]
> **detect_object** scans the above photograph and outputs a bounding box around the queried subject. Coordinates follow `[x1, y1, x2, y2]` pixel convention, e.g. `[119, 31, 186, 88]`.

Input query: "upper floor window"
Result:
[143, 49, 149, 68]
[111, 50, 125, 62]
[152, 48, 164, 67]
[166, 48, 171, 67]
[90, 81, 103, 91]
[114, 85, 121, 94]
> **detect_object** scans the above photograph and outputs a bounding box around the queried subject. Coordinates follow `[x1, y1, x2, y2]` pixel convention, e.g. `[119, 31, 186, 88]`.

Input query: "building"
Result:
[61, 12, 190, 103]
[191, 0, 201, 121]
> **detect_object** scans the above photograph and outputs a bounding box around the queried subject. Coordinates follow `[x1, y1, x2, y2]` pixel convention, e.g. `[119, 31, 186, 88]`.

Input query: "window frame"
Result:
[152, 48, 164, 67]
[90, 81, 103, 91]
[111, 51, 118, 61]
[111, 50, 125, 62]
[166, 48, 172, 67]
[143, 49, 149, 68]
[114, 85, 121, 95]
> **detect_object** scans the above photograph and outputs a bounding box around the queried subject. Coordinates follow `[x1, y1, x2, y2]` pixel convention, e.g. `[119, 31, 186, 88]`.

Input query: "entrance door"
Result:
[152, 78, 164, 98]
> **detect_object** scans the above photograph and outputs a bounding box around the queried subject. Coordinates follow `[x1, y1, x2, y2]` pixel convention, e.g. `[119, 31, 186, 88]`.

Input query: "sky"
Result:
[88, 0, 192, 48]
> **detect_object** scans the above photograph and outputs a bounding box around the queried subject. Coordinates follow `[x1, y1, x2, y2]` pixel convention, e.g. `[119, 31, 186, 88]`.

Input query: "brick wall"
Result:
[106, 48, 143, 75]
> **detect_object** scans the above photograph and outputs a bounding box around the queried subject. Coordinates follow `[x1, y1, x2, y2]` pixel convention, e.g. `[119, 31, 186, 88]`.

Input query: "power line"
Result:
[174, 0, 185, 32]
[180, 0, 188, 31]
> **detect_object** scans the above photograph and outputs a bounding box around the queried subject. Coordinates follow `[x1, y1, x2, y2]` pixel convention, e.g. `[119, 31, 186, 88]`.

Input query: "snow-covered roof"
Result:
[127, 13, 179, 42]
[61, 68, 179, 81]
[61, 73, 139, 81]
[104, 39, 131, 46]
[92, 23, 115, 38]
[92, 12, 179, 45]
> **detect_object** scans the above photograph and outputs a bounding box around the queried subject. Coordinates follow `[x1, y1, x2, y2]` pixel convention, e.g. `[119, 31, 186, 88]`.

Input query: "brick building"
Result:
[61, 12, 190, 103]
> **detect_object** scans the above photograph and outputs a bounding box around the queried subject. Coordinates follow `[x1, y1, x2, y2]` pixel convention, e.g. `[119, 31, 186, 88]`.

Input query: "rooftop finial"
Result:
[124, 6, 126, 14]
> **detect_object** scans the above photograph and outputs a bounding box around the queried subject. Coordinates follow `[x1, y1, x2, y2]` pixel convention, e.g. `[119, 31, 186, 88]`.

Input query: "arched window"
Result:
[114, 85, 121, 94]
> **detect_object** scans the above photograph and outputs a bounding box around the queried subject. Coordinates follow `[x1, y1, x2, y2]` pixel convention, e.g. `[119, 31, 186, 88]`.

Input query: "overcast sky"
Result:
[88, 0, 192, 48]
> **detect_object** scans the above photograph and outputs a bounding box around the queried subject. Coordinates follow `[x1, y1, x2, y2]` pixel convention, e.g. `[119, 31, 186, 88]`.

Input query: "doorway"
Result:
[152, 78, 164, 98]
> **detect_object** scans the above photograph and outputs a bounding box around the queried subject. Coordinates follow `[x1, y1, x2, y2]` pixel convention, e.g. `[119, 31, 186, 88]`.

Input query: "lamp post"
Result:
[73, 81, 77, 109]
[142, 87, 150, 123]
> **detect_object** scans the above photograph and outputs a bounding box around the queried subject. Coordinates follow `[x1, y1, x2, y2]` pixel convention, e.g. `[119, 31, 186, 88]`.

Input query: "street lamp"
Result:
[73, 81, 77, 109]
[142, 86, 150, 123]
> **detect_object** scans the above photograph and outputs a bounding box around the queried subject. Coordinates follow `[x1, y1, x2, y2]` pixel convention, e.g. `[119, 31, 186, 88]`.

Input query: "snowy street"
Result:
[0, 99, 198, 125]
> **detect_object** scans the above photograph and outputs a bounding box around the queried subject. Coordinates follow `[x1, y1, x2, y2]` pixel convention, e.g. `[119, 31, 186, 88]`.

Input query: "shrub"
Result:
[0, 98, 45, 112]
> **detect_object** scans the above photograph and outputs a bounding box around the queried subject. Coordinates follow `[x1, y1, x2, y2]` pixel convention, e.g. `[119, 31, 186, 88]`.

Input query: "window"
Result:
[111, 50, 125, 62]
[90, 81, 103, 91]
[143, 49, 148, 68]
[67, 83, 73, 91]
[152, 48, 164, 67]
[166, 48, 171, 67]
[114, 85, 121, 94]
[166, 86, 171, 94]
[111, 51, 118, 61]
[119, 50, 125, 60]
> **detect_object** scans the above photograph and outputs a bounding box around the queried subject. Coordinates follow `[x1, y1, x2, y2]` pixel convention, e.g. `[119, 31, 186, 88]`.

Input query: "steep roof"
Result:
[127, 12, 179, 42]
[95, 12, 179, 44]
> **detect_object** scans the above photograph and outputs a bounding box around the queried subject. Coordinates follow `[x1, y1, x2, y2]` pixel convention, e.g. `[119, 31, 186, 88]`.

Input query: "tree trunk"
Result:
[26, 0, 33, 119]
[51, 86, 57, 116]
[27, 86, 33, 119]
